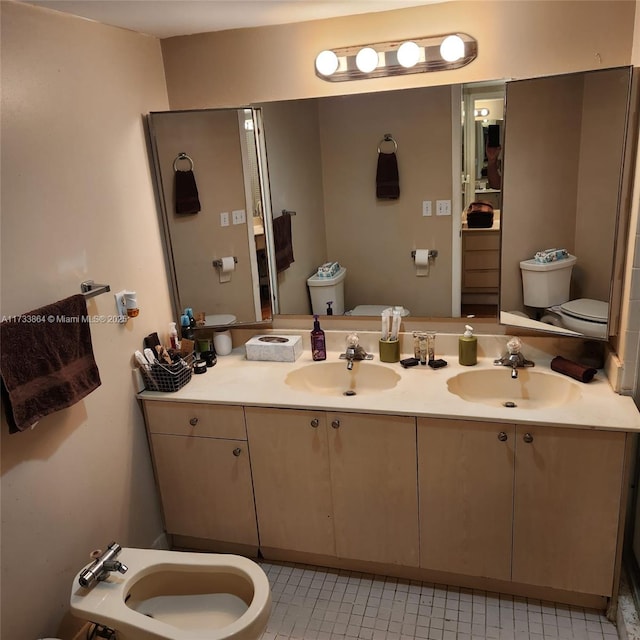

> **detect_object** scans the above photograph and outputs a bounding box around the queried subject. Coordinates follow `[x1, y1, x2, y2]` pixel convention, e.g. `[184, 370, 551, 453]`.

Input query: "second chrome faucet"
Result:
[339, 333, 373, 370]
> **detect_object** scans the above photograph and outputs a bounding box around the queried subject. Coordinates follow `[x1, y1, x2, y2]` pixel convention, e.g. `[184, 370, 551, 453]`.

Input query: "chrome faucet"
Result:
[340, 333, 373, 370]
[78, 542, 128, 588]
[493, 337, 534, 379]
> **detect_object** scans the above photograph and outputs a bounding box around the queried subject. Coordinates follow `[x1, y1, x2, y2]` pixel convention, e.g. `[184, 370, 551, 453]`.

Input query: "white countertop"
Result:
[139, 347, 640, 433]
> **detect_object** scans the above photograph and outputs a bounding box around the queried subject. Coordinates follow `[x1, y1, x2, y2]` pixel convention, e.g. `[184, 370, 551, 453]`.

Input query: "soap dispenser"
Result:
[311, 315, 327, 361]
[459, 324, 477, 366]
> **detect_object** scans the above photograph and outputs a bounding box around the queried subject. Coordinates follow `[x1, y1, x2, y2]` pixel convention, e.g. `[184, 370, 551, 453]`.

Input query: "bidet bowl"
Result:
[446, 368, 582, 409]
[70, 548, 271, 640]
[285, 361, 401, 396]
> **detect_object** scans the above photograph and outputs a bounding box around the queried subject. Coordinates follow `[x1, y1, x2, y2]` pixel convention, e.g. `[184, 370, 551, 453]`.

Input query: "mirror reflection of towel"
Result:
[273, 214, 294, 272]
[376, 151, 400, 200]
[175, 169, 201, 214]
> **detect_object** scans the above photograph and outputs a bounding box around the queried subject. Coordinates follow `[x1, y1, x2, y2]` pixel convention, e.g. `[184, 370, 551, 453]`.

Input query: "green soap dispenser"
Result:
[459, 324, 477, 366]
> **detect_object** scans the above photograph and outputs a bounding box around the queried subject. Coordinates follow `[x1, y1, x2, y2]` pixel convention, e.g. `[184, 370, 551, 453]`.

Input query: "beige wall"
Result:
[1, 3, 171, 638]
[149, 110, 256, 321]
[260, 99, 328, 314]
[161, 1, 635, 109]
[320, 87, 453, 316]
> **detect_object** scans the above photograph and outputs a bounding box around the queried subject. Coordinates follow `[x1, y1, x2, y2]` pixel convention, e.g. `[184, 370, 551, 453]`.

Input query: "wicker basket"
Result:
[141, 352, 195, 392]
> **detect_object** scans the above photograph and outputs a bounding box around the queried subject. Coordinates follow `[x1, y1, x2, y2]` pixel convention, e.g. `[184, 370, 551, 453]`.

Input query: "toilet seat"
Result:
[559, 298, 608, 324]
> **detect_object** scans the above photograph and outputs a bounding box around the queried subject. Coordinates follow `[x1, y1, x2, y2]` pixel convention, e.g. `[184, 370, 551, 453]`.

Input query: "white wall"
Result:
[1, 3, 172, 638]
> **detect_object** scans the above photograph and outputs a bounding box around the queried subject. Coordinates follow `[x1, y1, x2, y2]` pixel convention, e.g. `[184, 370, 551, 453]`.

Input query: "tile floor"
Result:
[259, 561, 619, 640]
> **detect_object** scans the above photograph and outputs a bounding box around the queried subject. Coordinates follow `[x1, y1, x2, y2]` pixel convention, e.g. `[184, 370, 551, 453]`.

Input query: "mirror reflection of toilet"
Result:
[519, 254, 608, 339]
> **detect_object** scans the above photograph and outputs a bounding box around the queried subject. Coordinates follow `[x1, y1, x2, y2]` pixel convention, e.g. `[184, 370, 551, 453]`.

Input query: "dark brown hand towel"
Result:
[376, 151, 400, 200]
[550, 356, 597, 383]
[273, 213, 294, 272]
[175, 169, 201, 214]
[0, 294, 101, 432]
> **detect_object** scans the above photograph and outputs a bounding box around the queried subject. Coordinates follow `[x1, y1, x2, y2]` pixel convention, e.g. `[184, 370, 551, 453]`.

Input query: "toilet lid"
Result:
[560, 298, 608, 323]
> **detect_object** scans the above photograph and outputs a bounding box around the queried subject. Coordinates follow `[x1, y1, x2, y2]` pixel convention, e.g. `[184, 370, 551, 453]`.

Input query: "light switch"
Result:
[422, 200, 432, 217]
[220, 212, 230, 227]
[436, 200, 452, 216]
[232, 209, 246, 225]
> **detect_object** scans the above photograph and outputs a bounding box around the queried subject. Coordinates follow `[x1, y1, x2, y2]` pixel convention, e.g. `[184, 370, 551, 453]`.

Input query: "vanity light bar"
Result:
[315, 33, 477, 82]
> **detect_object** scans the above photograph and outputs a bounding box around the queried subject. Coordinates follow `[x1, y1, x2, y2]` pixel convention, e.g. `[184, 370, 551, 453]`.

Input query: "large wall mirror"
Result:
[146, 66, 634, 339]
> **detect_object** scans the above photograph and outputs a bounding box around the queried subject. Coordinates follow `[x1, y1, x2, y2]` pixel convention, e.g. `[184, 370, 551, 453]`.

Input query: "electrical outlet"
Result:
[422, 200, 432, 217]
[436, 199, 452, 216]
[220, 212, 230, 227]
[232, 209, 246, 225]
[114, 291, 128, 323]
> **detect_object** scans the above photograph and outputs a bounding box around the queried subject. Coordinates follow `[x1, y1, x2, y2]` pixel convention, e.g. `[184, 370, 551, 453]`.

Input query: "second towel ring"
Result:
[173, 152, 194, 172]
[377, 134, 398, 154]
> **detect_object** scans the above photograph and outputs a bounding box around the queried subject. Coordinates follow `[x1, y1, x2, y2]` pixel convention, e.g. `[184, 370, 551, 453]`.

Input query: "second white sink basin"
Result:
[447, 368, 582, 409]
[285, 361, 401, 396]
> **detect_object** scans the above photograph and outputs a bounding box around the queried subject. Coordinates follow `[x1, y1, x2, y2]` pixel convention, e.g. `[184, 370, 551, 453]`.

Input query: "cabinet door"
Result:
[328, 412, 419, 566]
[245, 407, 335, 556]
[418, 419, 515, 580]
[513, 425, 626, 595]
[150, 434, 258, 545]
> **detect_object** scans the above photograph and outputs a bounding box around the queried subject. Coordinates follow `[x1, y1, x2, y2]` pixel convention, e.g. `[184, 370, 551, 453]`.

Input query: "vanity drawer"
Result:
[465, 251, 500, 270]
[144, 402, 246, 440]
[463, 270, 500, 289]
[463, 233, 500, 251]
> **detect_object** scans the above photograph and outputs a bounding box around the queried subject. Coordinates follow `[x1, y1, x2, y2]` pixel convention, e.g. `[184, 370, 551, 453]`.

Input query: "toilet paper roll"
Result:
[414, 249, 430, 277]
[218, 256, 235, 283]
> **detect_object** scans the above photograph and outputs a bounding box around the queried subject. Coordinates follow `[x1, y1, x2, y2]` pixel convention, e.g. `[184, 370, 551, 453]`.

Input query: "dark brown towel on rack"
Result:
[550, 356, 597, 383]
[0, 294, 101, 432]
[273, 213, 294, 272]
[376, 151, 400, 200]
[175, 169, 201, 214]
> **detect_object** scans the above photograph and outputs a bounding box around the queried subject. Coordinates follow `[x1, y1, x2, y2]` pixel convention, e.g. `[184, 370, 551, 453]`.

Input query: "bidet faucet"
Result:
[340, 333, 372, 370]
[78, 542, 128, 588]
[493, 337, 534, 379]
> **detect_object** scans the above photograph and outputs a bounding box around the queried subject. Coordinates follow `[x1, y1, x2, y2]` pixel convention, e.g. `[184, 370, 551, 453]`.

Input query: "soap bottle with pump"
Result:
[311, 315, 327, 361]
[459, 324, 477, 366]
[169, 322, 179, 350]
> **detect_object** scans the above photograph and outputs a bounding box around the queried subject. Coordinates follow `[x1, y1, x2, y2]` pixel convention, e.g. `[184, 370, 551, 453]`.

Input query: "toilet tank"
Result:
[519, 255, 576, 308]
[307, 267, 346, 315]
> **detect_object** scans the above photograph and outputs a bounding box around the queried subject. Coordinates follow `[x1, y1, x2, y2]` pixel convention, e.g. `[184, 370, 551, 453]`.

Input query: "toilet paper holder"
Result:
[411, 250, 438, 259]
[212, 257, 238, 268]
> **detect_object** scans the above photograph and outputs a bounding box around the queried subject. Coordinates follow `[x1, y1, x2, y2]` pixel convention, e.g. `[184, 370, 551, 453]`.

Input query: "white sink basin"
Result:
[446, 368, 582, 409]
[285, 361, 401, 396]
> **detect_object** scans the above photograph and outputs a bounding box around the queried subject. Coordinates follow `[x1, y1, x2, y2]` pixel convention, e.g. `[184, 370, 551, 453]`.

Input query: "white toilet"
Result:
[519, 254, 609, 339]
[70, 548, 271, 640]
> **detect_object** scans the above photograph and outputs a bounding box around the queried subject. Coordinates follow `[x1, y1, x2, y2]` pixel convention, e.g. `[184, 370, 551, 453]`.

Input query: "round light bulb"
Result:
[315, 50, 339, 76]
[397, 41, 421, 68]
[440, 35, 465, 62]
[355, 47, 379, 73]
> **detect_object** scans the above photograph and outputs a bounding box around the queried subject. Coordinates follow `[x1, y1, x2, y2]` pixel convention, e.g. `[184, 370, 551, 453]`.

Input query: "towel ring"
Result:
[173, 152, 194, 172]
[377, 134, 398, 154]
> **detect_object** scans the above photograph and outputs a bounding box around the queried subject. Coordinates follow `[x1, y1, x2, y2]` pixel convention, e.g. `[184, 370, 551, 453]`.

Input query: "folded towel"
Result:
[534, 248, 569, 263]
[174, 169, 201, 215]
[376, 151, 400, 200]
[273, 213, 294, 272]
[550, 356, 597, 383]
[0, 294, 101, 432]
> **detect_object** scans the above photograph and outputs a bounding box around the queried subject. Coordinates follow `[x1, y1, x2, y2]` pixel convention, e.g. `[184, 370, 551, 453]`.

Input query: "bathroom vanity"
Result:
[139, 334, 640, 612]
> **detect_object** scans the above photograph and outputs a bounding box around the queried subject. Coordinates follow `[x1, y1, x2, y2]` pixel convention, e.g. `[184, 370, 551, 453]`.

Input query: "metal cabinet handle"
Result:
[189, 417, 198, 427]
[498, 431, 508, 442]
[523, 432, 534, 443]
[331, 419, 340, 429]
[310, 418, 319, 428]
[233, 447, 242, 457]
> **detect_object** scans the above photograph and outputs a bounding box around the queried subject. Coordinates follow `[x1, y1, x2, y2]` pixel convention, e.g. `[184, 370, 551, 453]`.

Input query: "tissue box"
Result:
[245, 335, 303, 362]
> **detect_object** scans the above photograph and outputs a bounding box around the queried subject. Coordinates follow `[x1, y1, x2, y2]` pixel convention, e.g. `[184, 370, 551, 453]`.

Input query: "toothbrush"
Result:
[390, 308, 401, 341]
[381, 310, 391, 341]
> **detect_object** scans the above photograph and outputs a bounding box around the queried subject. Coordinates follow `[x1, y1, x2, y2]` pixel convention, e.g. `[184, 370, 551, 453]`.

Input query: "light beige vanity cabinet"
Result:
[245, 407, 419, 567]
[418, 418, 626, 597]
[461, 230, 500, 294]
[143, 401, 259, 552]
